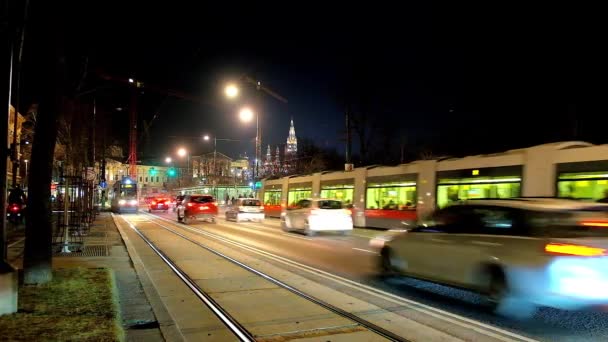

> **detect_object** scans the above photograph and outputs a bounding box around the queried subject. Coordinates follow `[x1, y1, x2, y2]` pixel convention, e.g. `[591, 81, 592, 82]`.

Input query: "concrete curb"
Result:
[112, 213, 184, 342]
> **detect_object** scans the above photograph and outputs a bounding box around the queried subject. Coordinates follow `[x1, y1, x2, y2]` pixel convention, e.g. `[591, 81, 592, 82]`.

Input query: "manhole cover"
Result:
[57, 245, 109, 257]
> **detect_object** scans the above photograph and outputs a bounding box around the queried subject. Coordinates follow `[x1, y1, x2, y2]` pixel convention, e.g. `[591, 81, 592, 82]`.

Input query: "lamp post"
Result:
[177, 147, 189, 185]
[203, 134, 241, 189]
[238, 107, 259, 179]
[23, 159, 28, 188]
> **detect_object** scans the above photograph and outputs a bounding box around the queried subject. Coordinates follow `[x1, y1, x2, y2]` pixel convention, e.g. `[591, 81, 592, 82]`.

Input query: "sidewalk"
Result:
[8, 212, 173, 342]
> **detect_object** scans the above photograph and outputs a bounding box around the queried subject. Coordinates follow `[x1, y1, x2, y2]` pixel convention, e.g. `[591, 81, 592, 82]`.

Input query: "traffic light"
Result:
[167, 168, 176, 177]
[149, 168, 158, 176]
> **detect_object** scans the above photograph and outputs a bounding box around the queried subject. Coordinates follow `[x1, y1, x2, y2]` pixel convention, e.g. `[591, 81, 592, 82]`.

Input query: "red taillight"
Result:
[187, 202, 194, 207]
[545, 243, 607, 257]
[10, 205, 19, 212]
[165, 201, 170, 205]
[151, 201, 157, 205]
[580, 220, 608, 228]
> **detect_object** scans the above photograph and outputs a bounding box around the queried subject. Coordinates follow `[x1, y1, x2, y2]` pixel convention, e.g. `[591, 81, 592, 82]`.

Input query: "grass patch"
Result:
[0, 268, 124, 341]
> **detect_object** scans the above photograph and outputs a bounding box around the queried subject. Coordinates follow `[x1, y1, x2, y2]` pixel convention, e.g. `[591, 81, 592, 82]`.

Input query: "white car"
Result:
[374, 198, 608, 318]
[281, 198, 353, 236]
[225, 198, 265, 222]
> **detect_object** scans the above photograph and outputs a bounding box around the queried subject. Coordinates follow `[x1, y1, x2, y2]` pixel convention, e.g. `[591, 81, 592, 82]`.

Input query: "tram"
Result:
[261, 141, 608, 229]
[111, 177, 139, 213]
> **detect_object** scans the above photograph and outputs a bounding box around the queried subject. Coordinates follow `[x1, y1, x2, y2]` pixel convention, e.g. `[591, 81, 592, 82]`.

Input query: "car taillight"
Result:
[151, 201, 156, 205]
[10, 205, 19, 212]
[260, 205, 264, 210]
[165, 201, 170, 205]
[545, 243, 607, 257]
[187, 202, 194, 207]
[580, 220, 608, 228]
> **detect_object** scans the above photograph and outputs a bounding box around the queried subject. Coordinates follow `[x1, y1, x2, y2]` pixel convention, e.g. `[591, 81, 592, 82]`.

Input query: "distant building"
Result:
[7, 105, 29, 188]
[286, 118, 297, 156]
[101, 158, 170, 196]
[260, 119, 299, 177]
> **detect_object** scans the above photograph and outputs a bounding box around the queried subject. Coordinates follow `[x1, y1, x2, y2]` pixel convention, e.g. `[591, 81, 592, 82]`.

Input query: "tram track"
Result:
[118, 213, 406, 341]
[138, 212, 539, 342]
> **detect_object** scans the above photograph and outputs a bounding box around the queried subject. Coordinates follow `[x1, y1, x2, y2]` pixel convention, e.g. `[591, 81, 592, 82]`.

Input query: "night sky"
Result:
[32, 2, 605, 164]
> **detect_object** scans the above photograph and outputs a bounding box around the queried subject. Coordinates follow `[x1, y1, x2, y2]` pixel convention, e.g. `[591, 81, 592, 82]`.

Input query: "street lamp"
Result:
[165, 157, 172, 164]
[177, 147, 190, 181]
[225, 84, 239, 99]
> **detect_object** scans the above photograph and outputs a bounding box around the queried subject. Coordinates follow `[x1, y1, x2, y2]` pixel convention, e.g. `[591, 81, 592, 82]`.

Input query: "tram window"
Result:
[263, 191, 281, 205]
[436, 182, 520, 208]
[558, 179, 608, 200]
[366, 186, 416, 210]
[320, 188, 353, 204]
[288, 190, 311, 207]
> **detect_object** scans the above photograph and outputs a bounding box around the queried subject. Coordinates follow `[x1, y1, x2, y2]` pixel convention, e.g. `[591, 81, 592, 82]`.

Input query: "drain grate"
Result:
[57, 245, 109, 257]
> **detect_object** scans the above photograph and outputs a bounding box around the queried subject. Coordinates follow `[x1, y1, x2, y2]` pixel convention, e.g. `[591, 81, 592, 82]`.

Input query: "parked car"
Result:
[374, 198, 608, 318]
[225, 198, 265, 222]
[281, 198, 352, 236]
[177, 195, 218, 224]
[148, 197, 170, 213]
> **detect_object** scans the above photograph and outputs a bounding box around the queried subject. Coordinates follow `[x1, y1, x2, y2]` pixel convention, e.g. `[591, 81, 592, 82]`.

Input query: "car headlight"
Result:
[129, 199, 138, 206]
[118, 199, 126, 205]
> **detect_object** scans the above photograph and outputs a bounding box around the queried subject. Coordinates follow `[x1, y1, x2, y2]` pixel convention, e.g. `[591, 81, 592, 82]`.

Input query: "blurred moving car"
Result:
[225, 198, 265, 222]
[281, 198, 353, 236]
[374, 198, 608, 318]
[177, 195, 218, 224]
[148, 197, 170, 213]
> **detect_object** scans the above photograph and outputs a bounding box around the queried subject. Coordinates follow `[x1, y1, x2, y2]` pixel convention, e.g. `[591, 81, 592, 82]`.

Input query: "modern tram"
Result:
[259, 141, 608, 229]
[110, 177, 139, 213]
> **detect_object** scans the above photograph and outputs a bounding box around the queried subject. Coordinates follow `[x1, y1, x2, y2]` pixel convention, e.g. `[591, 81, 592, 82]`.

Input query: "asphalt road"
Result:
[148, 210, 608, 341]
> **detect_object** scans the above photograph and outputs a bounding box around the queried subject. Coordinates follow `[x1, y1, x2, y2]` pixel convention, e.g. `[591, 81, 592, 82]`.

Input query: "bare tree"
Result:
[23, 2, 64, 284]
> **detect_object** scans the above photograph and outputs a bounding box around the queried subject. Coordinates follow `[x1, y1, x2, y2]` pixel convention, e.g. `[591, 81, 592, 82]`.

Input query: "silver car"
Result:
[281, 198, 353, 236]
[225, 198, 265, 222]
[374, 198, 608, 318]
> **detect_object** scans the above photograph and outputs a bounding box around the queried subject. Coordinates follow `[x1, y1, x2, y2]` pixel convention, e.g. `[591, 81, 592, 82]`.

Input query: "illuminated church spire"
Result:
[286, 118, 297, 155]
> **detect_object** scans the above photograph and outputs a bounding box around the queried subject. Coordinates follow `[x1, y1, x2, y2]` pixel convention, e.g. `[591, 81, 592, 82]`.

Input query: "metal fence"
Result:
[52, 173, 97, 253]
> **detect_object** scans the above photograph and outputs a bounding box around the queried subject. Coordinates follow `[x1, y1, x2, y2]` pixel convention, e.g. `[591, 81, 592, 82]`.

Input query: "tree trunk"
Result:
[22, 2, 63, 284]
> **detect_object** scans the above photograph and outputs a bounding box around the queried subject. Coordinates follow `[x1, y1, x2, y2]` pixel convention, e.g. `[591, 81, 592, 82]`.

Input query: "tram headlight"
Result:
[118, 199, 126, 205]
[129, 199, 138, 206]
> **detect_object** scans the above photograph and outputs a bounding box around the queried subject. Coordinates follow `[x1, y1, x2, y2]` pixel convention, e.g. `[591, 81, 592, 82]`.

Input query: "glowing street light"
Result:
[203, 135, 210, 141]
[239, 107, 254, 123]
[165, 157, 172, 164]
[225, 84, 239, 98]
[177, 148, 187, 157]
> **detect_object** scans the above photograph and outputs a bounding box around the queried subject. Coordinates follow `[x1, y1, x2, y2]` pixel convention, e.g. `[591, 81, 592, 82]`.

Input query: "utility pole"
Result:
[345, 108, 353, 172]
[1, 0, 19, 315]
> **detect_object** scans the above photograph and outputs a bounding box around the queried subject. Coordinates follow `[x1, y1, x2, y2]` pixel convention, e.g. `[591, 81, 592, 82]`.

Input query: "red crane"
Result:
[96, 70, 212, 179]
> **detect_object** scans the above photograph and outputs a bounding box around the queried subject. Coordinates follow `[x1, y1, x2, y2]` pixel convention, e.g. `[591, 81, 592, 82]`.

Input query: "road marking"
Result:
[352, 247, 378, 254]
[145, 213, 538, 342]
